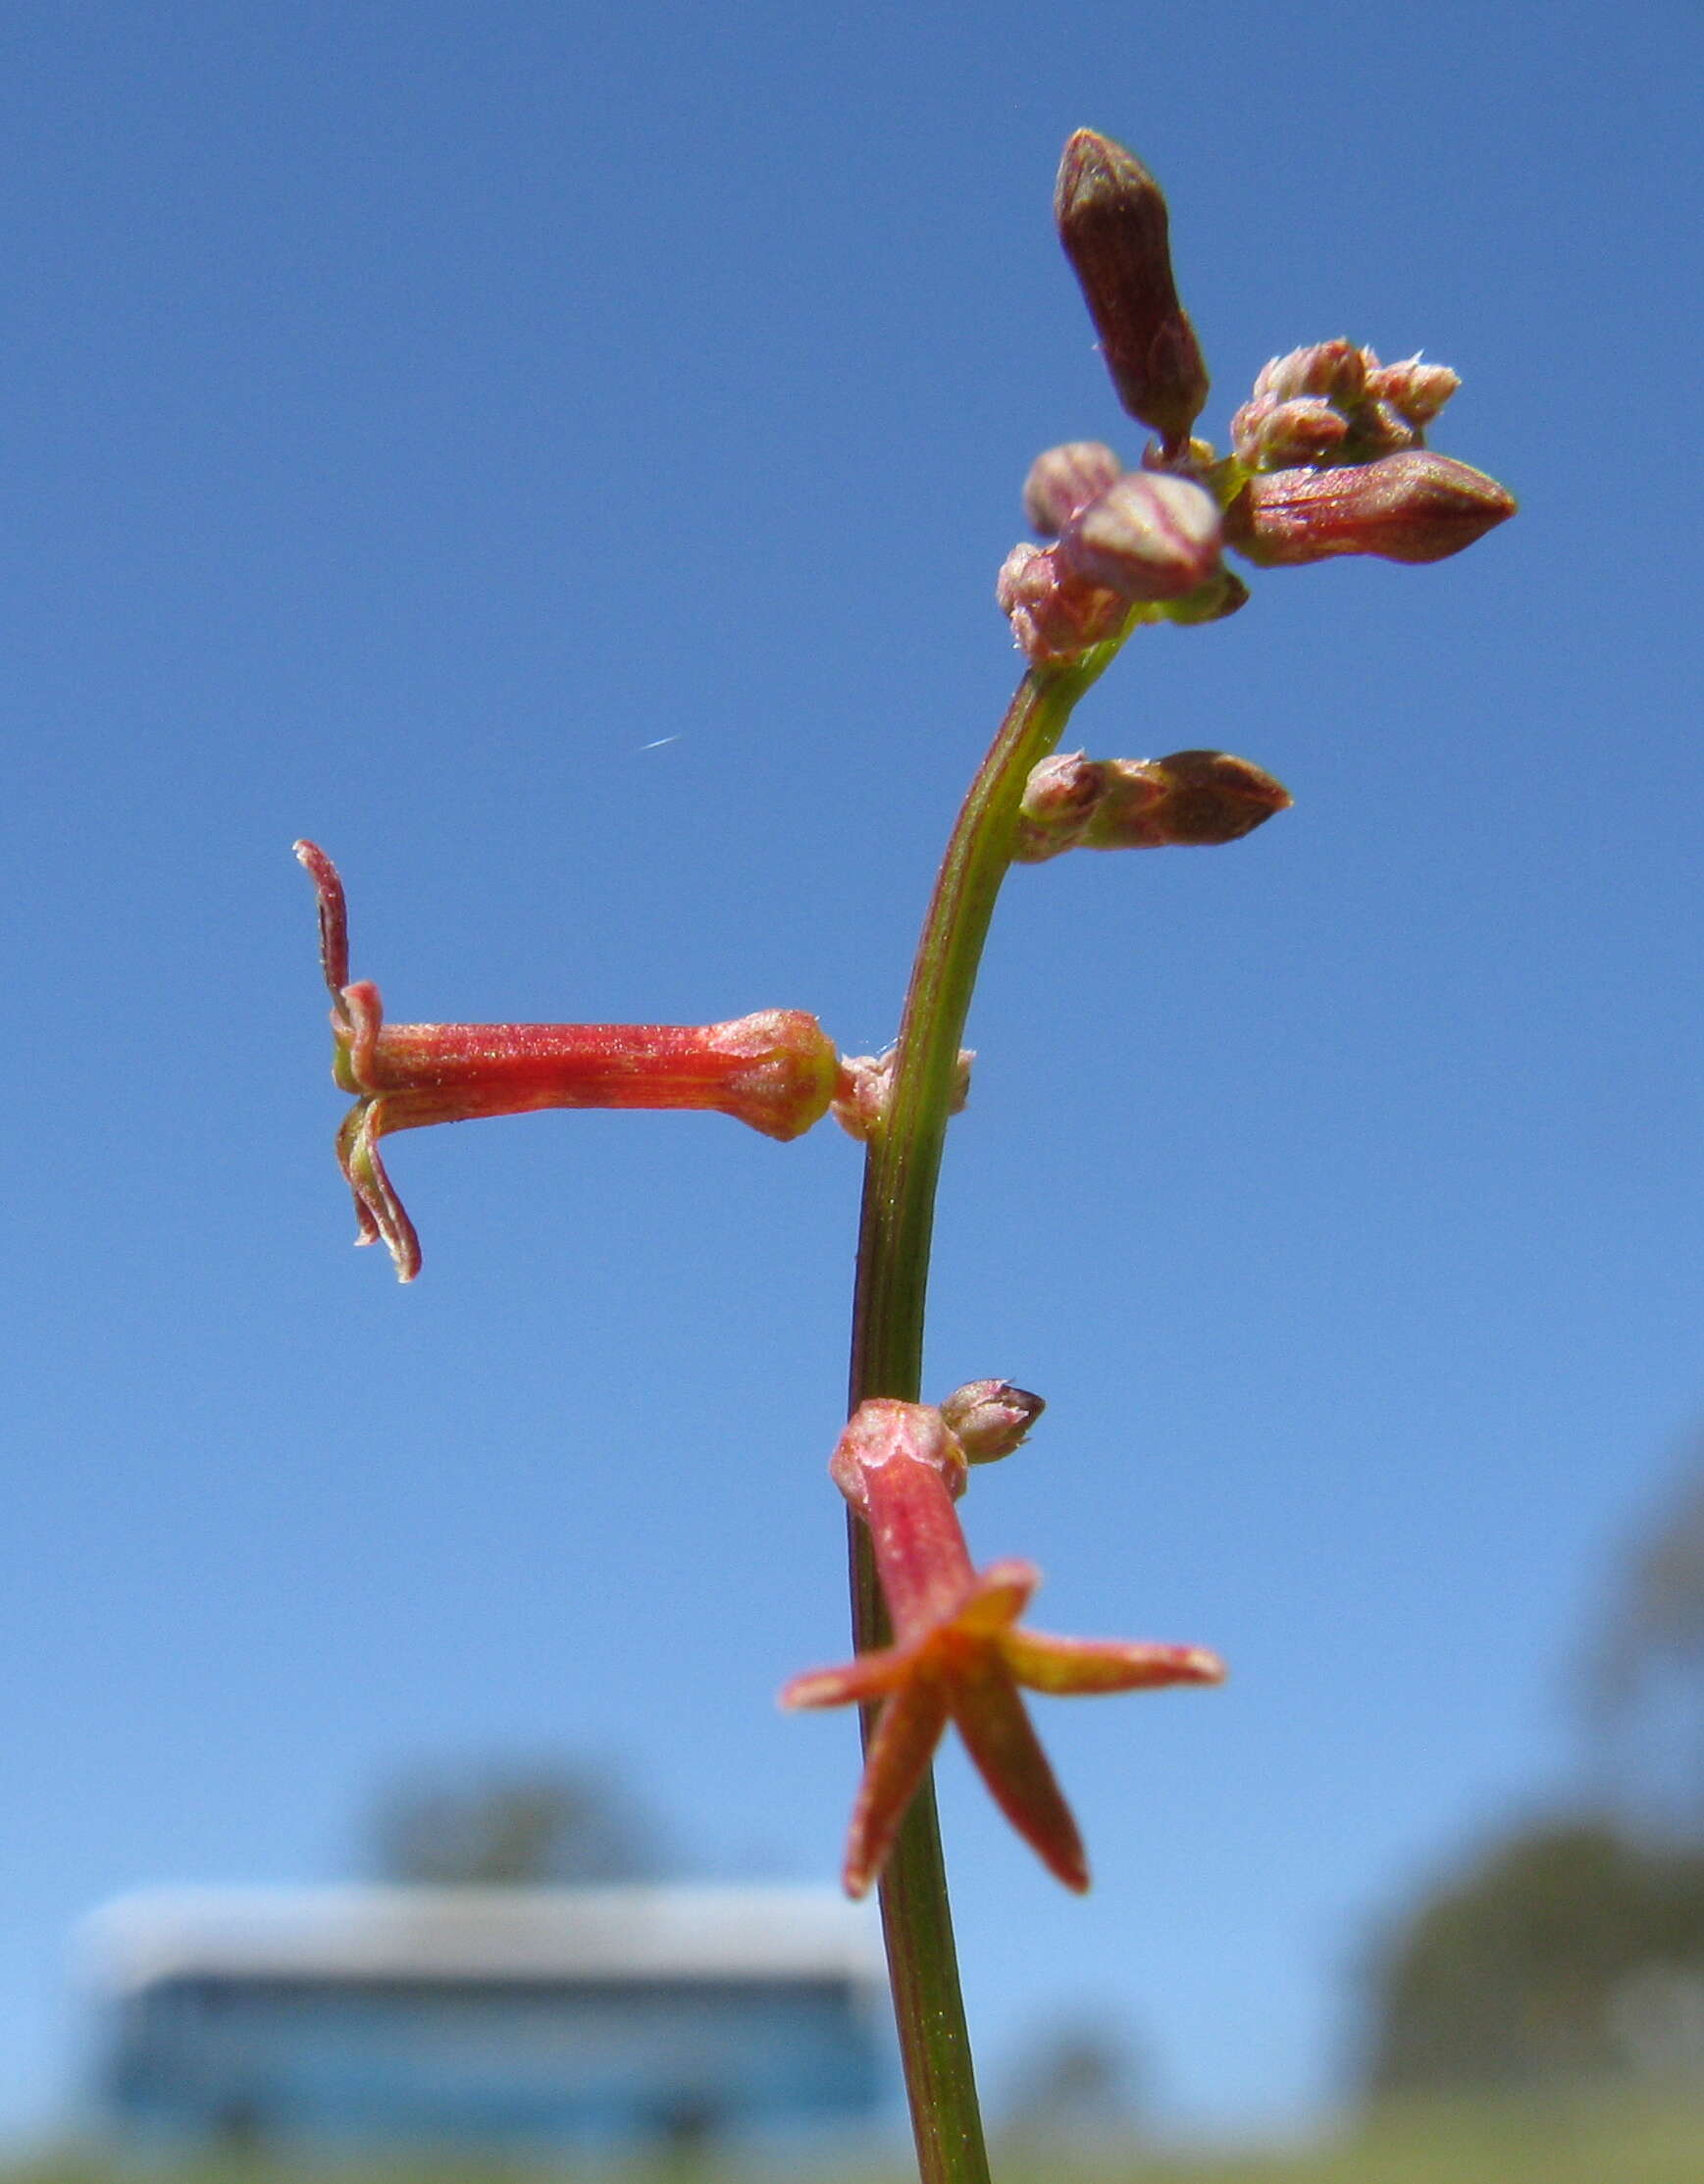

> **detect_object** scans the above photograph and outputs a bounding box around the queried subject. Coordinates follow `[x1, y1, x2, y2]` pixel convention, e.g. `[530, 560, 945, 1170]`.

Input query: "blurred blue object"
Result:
[77, 1885, 886, 2156]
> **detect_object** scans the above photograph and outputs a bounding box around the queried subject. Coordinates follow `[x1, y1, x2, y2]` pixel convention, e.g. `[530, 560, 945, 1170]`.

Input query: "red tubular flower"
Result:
[781, 1400, 1223, 1897]
[296, 842, 844, 1281]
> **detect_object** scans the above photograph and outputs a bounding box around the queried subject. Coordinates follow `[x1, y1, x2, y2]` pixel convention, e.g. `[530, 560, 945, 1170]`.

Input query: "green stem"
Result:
[846, 636, 1127, 2184]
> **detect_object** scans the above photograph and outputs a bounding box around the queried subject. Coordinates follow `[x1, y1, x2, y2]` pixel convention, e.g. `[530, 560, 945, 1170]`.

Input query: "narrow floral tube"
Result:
[296, 842, 844, 1279]
[783, 1399, 1224, 1896]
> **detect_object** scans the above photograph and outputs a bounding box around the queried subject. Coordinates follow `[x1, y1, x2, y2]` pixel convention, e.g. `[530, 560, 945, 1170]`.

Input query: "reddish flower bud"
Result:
[1012, 750, 1106, 859]
[1013, 749, 1290, 861]
[1232, 393, 1352, 469]
[1054, 130, 1209, 451]
[1021, 441, 1124, 537]
[1366, 353, 1460, 427]
[297, 842, 844, 1279]
[1254, 339, 1368, 408]
[1056, 472, 1223, 603]
[1225, 450, 1517, 567]
[940, 1380, 1047, 1464]
[996, 541, 1129, 665]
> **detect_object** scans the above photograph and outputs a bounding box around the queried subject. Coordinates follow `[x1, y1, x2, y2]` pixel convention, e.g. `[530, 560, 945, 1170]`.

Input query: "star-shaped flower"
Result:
[782, 1400, 1223, 1896]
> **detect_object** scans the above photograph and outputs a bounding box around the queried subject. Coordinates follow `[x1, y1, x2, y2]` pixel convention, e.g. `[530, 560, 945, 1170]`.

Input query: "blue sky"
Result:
[5, 0, 1701, 2147]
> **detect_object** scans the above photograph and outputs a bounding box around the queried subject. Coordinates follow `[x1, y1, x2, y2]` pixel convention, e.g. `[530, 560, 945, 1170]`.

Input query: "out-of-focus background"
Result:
[6, 0, 1703, 2176]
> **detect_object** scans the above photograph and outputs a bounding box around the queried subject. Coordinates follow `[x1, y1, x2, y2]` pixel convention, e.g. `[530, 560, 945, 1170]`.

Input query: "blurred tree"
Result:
[1580, 1437, 1704, 1836]
[1362, 1818, 1704, 2097]
[370, 1759, 662, 1886]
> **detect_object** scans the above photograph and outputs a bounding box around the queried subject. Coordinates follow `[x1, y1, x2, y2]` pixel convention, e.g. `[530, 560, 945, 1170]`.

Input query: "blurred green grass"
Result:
[12, 2090, 1704, 2184]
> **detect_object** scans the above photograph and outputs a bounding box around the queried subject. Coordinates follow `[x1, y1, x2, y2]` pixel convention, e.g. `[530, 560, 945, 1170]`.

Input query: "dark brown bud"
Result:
[1055, 130, 1209, 451]
[941, 1380, 1047, 1465]
[1225, 450, 1518, 567]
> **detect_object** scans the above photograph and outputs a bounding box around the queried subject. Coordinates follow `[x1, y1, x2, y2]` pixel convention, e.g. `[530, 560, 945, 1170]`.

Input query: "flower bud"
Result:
[1367, 353, 1460, 427]
[1054, 130, 1209, 450]
[1225, 450, 1517, 567]
[1255, 339, 1368, 408]
[1013, 749, 1290, 859]
[1021, 441, 1124, 537]
[1087, 751, 1292, 848]
[1012, 751, 1105, 860]
[996, 541, 1129, 664]
[831, 1045, 973, 1141]
[1231, 393, 1352, 469]
[1056, 472, 1222, 602]
[940, 1380, 1046, 1464]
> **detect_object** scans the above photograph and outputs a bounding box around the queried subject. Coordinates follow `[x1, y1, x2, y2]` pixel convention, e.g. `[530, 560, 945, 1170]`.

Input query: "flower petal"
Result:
[947, 1650, 1089, 1893]
[293, 840, 351, 1003]
[1004, 1629, 1225, 1696]
[955, 1557, 1041, 1636]
[779, 1643, 912, 1710]
[338, 1098, 423, 1283]
[841, 1672, 952, 1899]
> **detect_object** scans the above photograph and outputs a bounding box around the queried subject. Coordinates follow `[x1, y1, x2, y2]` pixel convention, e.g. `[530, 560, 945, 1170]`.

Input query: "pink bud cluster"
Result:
[1230, 339, 1460, 472]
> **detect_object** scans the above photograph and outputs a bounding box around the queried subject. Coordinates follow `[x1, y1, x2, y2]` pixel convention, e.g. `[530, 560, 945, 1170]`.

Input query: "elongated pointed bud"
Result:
[1055, 130, 1209, 452]
[1090, 751, 1291, 847]
[1014, 749, 1291, 860]
[1226, 450, 1517, 567]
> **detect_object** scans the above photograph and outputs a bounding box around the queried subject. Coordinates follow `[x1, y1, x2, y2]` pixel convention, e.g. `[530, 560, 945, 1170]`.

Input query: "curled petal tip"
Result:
[294, 838, 351, 1000]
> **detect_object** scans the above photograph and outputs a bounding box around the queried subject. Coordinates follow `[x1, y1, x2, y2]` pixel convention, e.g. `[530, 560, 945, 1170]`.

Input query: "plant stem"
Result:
[846, 637, 1126, 2184]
